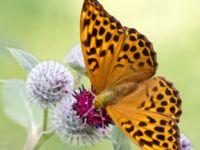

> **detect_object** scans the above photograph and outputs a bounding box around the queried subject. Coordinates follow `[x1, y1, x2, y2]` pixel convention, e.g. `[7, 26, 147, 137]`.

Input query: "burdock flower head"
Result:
[52, 86, 112, 146]
[73, 86, 112, 128]
[26, 61, 74, 108]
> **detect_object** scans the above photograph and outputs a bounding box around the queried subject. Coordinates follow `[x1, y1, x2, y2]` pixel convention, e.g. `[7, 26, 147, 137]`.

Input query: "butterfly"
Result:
[80, 0, 182, 149]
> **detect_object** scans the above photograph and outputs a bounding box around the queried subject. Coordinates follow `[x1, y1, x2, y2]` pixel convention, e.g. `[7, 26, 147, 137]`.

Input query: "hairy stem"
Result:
[31, 109, 53, 150]
[23, 126, 39, 150]
[32, 132, 54, 150]
[74, 72, 83, 89]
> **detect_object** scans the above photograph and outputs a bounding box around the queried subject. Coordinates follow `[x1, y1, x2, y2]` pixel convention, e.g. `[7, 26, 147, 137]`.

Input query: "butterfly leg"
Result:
[81, 117, 88, 128]
[99, 108, 105, 129]
[81, 107, 95, 128]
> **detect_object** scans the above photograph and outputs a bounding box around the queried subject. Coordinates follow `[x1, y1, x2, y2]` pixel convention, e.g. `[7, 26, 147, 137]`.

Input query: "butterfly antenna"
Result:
[81, 107, 94, 128]
[88, 90, 96, 98]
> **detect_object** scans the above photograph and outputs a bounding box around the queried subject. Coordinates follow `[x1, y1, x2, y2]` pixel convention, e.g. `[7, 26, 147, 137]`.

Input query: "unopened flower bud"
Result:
[65, 44, 86, 74]
[180, 133, 192, 150]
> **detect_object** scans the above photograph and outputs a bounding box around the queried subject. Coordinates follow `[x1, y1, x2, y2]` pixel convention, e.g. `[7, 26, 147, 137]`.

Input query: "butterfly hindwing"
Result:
[106, 76, 182, 150]
[119, 76, 182, 122]
[107, 108, 180, 150]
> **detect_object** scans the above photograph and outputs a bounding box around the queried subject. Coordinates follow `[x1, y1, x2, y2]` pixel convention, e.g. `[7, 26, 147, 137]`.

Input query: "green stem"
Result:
[31, 109, 52, 150]
[42, 109, 48, 131]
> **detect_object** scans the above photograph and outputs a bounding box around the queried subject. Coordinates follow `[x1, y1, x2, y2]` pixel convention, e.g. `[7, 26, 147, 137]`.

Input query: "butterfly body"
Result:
[80, 0, 182, 149]
[94, 81, 139, 108]
[93, 90, 114, 108]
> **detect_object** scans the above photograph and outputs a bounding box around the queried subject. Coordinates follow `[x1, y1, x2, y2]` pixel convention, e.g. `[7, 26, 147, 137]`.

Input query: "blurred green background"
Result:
[0, 0, 200, 149]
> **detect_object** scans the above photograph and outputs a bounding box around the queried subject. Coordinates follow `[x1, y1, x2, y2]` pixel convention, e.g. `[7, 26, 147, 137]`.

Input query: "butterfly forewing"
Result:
[106, 27, 157, 88]
[106, 76, 182, 150]
[81, 0, 125, 93]
[81, 0, 158, 93]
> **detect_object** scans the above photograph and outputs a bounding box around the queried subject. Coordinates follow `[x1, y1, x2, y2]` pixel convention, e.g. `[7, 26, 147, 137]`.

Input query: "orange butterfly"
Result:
[80, 0, 182, 149]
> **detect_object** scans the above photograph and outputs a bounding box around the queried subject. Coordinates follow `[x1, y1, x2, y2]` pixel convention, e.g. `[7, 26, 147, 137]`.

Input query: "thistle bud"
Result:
[180, 134, 192, 150]
[65, 44, 86, 74]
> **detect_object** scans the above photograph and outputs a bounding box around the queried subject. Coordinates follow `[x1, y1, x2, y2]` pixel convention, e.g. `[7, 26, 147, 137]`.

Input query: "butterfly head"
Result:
[93, 98, 103, 109]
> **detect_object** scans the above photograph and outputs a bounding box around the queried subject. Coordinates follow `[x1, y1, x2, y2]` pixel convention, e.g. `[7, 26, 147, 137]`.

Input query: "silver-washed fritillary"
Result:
[80, 0, 182, 149]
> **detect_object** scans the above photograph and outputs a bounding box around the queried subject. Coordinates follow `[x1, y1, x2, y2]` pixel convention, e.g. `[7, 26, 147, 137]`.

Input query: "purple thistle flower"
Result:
[73, 86, 112, 128]
[52, 86, 112, 146]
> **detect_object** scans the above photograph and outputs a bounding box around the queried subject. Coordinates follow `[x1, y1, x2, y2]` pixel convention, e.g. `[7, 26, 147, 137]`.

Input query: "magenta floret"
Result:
[73, 86, 112, 128]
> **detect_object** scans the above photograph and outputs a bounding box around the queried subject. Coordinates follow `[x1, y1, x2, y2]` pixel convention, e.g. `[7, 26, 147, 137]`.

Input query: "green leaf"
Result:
[111, 126, 131, 150]
[1, 80, 42, 129]
[7, 47, 40, 73]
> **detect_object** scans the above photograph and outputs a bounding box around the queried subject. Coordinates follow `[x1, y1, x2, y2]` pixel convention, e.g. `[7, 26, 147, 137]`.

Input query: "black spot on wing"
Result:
[86, 47, 96, 55]
[83, 19, 90, 29]
[100, 50, 106, 57]
[88, 58, 99, 72]
[108, 44, 114, 54]
[125, 126, 134, 133]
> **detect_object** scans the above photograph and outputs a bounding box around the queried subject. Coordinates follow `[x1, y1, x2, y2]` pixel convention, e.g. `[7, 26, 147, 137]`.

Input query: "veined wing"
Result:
[106, 76, 182, 149]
